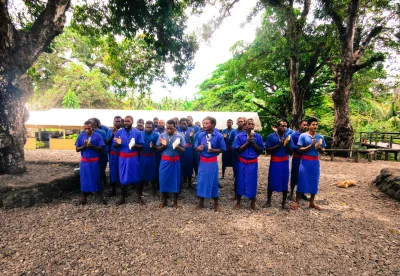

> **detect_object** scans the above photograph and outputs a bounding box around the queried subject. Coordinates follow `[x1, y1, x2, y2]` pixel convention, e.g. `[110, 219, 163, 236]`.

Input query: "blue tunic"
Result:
[297, 133, 326, 194]
[192, 130, 202, 171]
[195, 129, 226, 198]
[106, 128, 120, 183]
[140, 131, 159, 181]
[75, 132, 105, 192]
[234, 132, 264, 198]
[178, 127, 195, 177]
[230, 129, 244, 184]
[290, 131, 302, 186]
[112, 128, 144, 185]
[221, 128, 234, 167]
[192, 125, 201, 133]
[157, 132, 185, 193]
[265, 132, 294, 192]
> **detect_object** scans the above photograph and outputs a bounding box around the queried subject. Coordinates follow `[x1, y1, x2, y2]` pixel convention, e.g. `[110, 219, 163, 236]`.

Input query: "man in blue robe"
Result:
[195, 116, 226, 211]
[291, 117, 326, 211]
[112, 116, 144, 205]
[234, 119, 264, 210]
[229, 117, 245, 199]
[105, 116, 122, 197]
[221, 119, 234, 179]
[88, 118, 108, 191]
[136, 118, 145, 132]
[289, 120, 309, 201]
[264, 119, 294, 209]
[140, 121, 160, 195]
[156, 119, 185, 208]
[75, 120, 106, 205]
[178, 118, 195, 189]
[153, 117, 159, 132]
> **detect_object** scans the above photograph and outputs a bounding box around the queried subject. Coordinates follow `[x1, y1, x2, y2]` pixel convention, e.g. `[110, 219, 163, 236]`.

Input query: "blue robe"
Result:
[221, 128, 234, 167]
[230, 129, 244, 190]
[297, 133, 326, 194]
[106, 129, 120, 183]
[157, 133, 185, 193]
[178, 127, 195, 177]
[195, 129, 226, 198]
[112, 128, 144, 185]
[140, 131, 159, 181]
[290, 131, 302, 186]
[75, 132, 105, 192]
[234, 132, 264, 198]
[265, 132, 294, 192]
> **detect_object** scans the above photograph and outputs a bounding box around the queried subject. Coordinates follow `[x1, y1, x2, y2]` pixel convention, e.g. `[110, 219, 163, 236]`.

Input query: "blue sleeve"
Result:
[219, 134, 227, 151]
[97, 134, 105, 147]
[319, 135, 327, 148]
[256, 134, 264, 149]
[194, 134, 201, 148]
[234, 134, 243, 150]
[136, 131, 144, 145]
[153, 132, 160, 144]
[179, 134, 185, 147]
[156, 133, 163, 146]
[289, 136, 295, 149]
[75, 134, 83, 147]
[298, 134, 306, 147]
[265, 135, 273, 148]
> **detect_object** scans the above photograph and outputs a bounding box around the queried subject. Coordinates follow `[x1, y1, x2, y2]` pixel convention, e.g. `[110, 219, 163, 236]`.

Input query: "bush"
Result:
[36, 141, 45, 149]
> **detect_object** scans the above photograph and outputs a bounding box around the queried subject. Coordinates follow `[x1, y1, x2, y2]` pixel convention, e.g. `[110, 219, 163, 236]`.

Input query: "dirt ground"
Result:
[0, 150, 399, 275]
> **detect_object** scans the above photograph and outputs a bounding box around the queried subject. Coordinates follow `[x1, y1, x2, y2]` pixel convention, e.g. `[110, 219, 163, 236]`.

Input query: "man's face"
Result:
[236, 119, 244, 129]
[187, 117, 193, 126]
[309, 121, 318, 132]
[153, 119, 159, 127]
[227, 120, 233, 128]
[114, 118, 122, 129]
[247, 120, 255, 131]
[84, 124, 93, 135]
[180, 121, 188, 130]
[299, 121, 308, 132]
[124, 117, 133, 130]
[203, 119, 213, 131]
[166, 124, 175, 135]
[277, 121, 287, 134]
[137, 120, 144, 131]
[145, 123, 153, 134]
[159, 120, 165, 128]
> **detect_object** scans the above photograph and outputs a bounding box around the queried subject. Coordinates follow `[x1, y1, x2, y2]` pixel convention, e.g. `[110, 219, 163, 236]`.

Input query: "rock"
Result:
[374, 168, 400, 201]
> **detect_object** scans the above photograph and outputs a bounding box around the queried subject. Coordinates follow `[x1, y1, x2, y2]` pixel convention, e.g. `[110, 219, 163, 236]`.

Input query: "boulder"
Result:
[374, 168, 400, 201]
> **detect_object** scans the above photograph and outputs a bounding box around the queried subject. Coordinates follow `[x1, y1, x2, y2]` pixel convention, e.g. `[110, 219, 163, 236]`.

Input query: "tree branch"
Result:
[357, 25, 383, 57]
[301, 0, 311, 21]
[0, 0, 19, 63]
[353, 53, 384, 72]
[253, 100, 268, 111]
[14, 0, 71, 75]
[321, 0, 345, 37]
[344, 0, 360, 48]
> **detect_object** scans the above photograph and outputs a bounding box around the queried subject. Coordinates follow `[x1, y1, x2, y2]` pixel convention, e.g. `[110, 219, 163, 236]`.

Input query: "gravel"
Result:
[0, 150, 399, 275]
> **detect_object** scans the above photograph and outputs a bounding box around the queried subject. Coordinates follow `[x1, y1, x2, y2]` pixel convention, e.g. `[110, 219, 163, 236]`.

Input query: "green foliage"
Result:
[35, 141, 45, 149]
[62, 90, 80, 109]
[65, 134, 78, 141]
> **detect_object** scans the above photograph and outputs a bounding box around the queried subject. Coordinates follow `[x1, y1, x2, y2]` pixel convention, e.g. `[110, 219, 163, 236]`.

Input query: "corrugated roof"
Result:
[26, 109, 262, 130]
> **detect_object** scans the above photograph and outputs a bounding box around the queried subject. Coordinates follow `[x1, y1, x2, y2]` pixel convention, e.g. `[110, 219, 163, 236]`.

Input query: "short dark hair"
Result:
[153, 117, 159, 120]
[307, 117, 318, 125]
[91, 117, 101, 126]
[227, 119, 233, 123]
[114, 116, 122, 120]
[180, 117, 188, 124]
[166, 119, 176, 127]
[137, 118, 144, 123]
[145, 120, 153, 126]
[204, 116, 216, 126]
[125, 115, 133, 121]
[247, 118, 254, 123]
[277, 118, 288, 127]
[300, 119, 307, 125]
[84, 120, 93, 127]
[187, 115, 193, 120]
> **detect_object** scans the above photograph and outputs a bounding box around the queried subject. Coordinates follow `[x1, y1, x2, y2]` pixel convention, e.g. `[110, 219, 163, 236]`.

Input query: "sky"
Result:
[150, 0, 262, 101]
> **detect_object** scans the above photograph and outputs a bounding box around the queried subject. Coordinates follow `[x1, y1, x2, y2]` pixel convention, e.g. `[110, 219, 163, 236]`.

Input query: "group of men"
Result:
[75, 115, 326, 211]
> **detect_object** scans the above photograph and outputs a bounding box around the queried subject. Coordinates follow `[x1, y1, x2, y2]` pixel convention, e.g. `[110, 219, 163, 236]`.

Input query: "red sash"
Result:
[161, 155, 180, 162]
[302, 155, 319, 160]
[81, 157, 99, 163]
[140, 152, 155, 157]
[238, 156, 258, 164]
[293, 153, 302, 159]
[200, 156, 218, 163]
[110, 150, 120, 156]
[185, 143, 192, 148]
[120, 152, 138, 158]
[271, 156, 289, 162]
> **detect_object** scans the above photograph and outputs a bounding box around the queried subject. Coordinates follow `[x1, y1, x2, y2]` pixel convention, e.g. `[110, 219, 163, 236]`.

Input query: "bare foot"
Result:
[309, 203, 323, 210]
[195, 203, 204, 210]
[137, 196, 146, 205]
[214, 203, 221, 212]
[262, 202, 271, 208]
[251, 204, 258, 211]
[288, 194, 294, 201]
[172, 203, 181, 209]
[290, 202, 300, 210]
[159, 201, 167, 208]
[233, 203, 240, 210]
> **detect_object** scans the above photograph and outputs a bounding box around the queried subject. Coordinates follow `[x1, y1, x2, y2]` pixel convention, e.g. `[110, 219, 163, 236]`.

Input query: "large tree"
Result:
[320, 0, 400, 149]
[0, 0, 205, 174]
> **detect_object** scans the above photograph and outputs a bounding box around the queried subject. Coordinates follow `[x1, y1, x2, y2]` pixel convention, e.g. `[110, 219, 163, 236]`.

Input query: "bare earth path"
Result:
[1, 150, 399, 275]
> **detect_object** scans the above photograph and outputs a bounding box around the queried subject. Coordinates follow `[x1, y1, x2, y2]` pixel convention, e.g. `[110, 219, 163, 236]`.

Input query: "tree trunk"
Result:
[0, 75, 32, 174]
[290, 55, 304, 129]
[332, 66, 354, 150]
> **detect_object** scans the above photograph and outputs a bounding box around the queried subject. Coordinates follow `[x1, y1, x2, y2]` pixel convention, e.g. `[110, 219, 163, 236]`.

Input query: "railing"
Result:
[359, 132, 400, 149]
